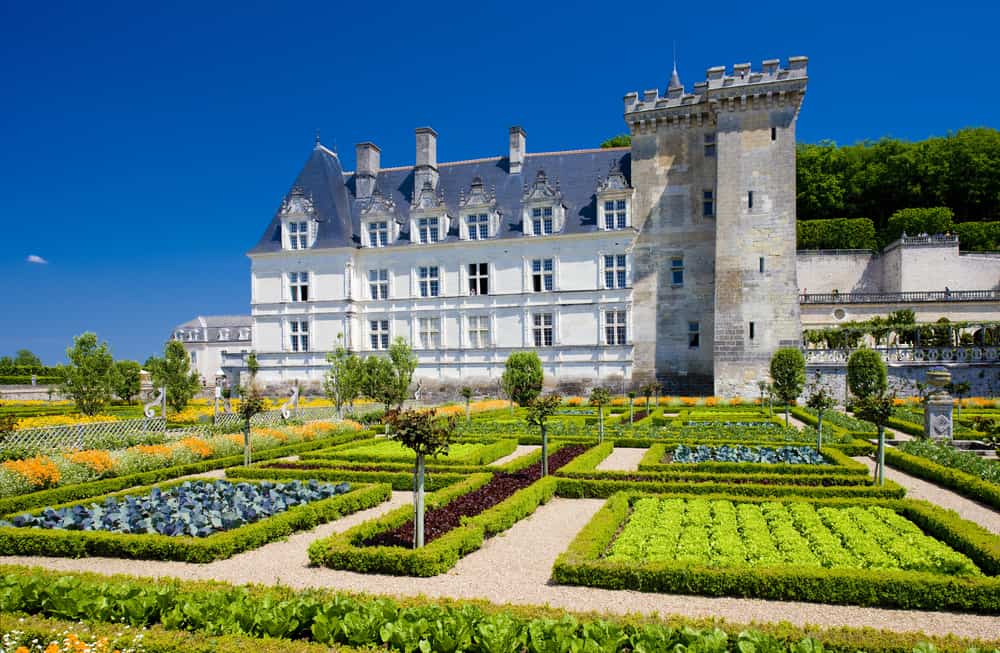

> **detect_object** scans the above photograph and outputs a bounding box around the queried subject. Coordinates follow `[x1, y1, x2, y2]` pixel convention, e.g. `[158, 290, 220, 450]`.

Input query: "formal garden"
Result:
[1, 336, 1000, 652]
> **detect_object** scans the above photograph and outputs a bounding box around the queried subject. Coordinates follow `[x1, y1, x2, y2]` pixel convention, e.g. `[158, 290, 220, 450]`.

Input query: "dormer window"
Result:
[596, 161, 633, 231]
[368, 221, 389, 247]
[278, 187, 318, 251]
[417, 217, 440, 244]
[459, 177, 498, 240]
[360, 186, 400, 248]
[522, 170, 565, 236]
[219, 328, 230, 341]
[410, 180, 449, 245]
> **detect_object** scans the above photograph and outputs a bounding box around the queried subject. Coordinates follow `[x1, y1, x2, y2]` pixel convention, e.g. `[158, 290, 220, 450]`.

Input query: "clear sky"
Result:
[1, 0, 996, 365]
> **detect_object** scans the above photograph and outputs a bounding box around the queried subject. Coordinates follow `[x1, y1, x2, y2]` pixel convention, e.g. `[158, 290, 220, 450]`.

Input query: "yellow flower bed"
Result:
[15, 414, 119, 430]
[168, 406, 214, 424]
[66, 450, 115, 474]
[2, 456, 60, 488]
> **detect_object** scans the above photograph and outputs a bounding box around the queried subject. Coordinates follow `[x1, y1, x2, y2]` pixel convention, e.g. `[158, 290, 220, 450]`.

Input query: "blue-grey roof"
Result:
[250, 145, 631, 253]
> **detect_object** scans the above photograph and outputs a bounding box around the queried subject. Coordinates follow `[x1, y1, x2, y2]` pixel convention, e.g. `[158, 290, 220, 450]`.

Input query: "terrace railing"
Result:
[2, 417, 167, 454]
[804, 346, 1000, 365]
[800, 290, 1000, 304]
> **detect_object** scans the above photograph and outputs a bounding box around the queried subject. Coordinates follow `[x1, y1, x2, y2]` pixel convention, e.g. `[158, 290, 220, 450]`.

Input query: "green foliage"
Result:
[237, 382, 266, 423]
[501, 352, 543, 406]
[846, 349, 888, 400]
[885, 207, 955, 243]
[854, 392, 895, 430]
[246, 352, 260, 378]
[112, 359, 142, 404]
[324, 335, 362, 416]
[600, 134, 631, 148]
[14, 349, 42, 367]
[769, 348, 806, 405]
[148, 340, 201, 412]
[797, 218, 878, 250]
[589, 388, 610, 408]
[954, 221, 1000, 251]
[58, 332, 115, 416]
[887, 445, 1000, 511]
[526, 395, 562, 432]
[388, 337, 418, 408]
[899, 439, 1000, 486]
[360, 355, 397, 411]
[387, 409, 456, 458]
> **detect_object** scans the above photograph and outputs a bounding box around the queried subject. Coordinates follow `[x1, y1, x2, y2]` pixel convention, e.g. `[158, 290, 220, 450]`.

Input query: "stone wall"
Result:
[796, 251, 880, 294]
[804, 363, 1000, 403]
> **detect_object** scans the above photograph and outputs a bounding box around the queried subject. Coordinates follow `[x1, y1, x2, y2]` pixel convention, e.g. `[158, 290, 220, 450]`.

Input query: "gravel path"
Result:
[595, 447, 646, 471]
[489, 445, 539, 467]
[852, 456, 1000, 534]
[4, 496, 997, 639]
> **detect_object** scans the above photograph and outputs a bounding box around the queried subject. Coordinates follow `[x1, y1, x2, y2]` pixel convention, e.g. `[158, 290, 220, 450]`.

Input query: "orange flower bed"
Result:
[704, 397, 719, 407]
[227, 434, 245, 446]
[253, 427, 288, 441]
[179, 437, 213, 458]
[3, 456, 60, 488]
[680, 397, 699, 407]
[66, 450, 115, 474]
[131, 444, 173, 458]
[565, 396, 584, 406]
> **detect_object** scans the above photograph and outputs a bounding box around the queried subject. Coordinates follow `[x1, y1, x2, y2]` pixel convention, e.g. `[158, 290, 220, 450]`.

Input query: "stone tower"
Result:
[625, 57, 808, 396]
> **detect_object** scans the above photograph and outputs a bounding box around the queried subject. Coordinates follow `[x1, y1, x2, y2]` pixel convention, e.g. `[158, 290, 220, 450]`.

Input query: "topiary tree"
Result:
[948, 381, 971, 417]
[769, 348, 806, 427]
[388, 408, 455, 547]
[148, 340, 201, 413]
[526, 394, 561, 476]
[460, 386, 474, 422]
[641, 382, 658, 413]
[805, 373, 836, 452]
[59, 332, 115, 416]
[846, 348, 887, 402]
[501, 352, 543, 414]
[388, 337, 418, 409]
[238, 381, 266, 466]
[324, 335, 362, 419]
[627, 391, 636, 423]
[246, 352, 260, 378]
[855, 391, 895, 486]
[589, 387, 611, 443]
[112, 360, 142, 405]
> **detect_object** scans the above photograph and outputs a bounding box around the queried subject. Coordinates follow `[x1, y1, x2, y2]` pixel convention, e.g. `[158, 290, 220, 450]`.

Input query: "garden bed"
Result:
[553, 491, 1000, 612]
[636, 443, 868, 476]
[300, 438, 517, 466]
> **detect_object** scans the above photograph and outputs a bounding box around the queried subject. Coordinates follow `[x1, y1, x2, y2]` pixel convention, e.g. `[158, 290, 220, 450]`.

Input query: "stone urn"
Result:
[926, 367, 951, 396]
[924, 367, 953, 440]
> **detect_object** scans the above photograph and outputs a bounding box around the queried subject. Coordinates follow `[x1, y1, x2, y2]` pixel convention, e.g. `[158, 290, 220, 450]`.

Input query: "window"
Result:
[368, 221, 388, 248]
[287, 221, 309, 249]
[468, 263, 489, 295]
[603, 199, 627, 229]
[748, 191, 754, 210]
[288, 272, 309, 302]
[468, 315, 490, 348]
[368, 269, 388, 300]
[702, 190, 715, 217]
[749, 321, 755, 341]
[289, 320, 309, 352]
[759, 257, 765, 274]
[418, 266, 440, 297]
[604, 254, 627, 289]
[704, 133, 716, 157]
[531, 207, 554, 235]
[532, 313, 554, 347]
[218, 328, 230, 341]
[771, 127, 777, 141]
[605, 310, 627, 345]
[466, 213, 490, 240]
[531, 258, 554, 292]
[190, 350, 197, 364]
[417, 217, 440, 244]
[688, 321, 700, 349]
[369, 320, 389, 350]
[418, 317, 441, 349]
[671, 257, 684, 286]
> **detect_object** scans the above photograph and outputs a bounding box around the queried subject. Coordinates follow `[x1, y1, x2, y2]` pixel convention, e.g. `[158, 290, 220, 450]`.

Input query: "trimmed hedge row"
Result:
[0, 429, 367, 515]
[302, 438, 518, 466]
[636, 443, 869, 476]
[552, 491, 1000, 613]
[885, 446, 1000, 511]
[308, 471, 559, 576]
[886, 417, 924, 437]
[3, 567, 999, 653]
[228, 463, 470, 491]
[554, 476, 906, 499]
[0, 479, 391, 562]
[797, 218, 879, 251]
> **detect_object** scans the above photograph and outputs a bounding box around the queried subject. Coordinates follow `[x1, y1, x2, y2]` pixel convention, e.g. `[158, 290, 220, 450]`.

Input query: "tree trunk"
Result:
[541, 425, 549, 477]
[598, 408, 604, 444]
[415, 453, 426, 548]
[784, 404, 790, 427]
[465, 400, 471, 422]
[816, 411, 823, 452]
[243, 422, 252, 466]
[629, 400, 634, 424]
[876, 425, 885, 486]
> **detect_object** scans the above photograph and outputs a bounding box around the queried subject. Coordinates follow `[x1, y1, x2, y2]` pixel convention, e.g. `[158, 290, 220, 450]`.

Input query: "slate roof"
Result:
[177, 315, 252, 329]
[249, 145, 632, 253]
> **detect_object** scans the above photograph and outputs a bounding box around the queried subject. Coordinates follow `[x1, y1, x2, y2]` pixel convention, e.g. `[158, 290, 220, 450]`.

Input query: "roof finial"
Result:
[668, 41, 682, 91]
[314, 129, 321, 148]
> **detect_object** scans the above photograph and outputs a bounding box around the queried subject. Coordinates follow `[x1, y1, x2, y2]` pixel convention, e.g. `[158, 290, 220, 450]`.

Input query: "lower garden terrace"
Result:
[1, 401, 1000, 650]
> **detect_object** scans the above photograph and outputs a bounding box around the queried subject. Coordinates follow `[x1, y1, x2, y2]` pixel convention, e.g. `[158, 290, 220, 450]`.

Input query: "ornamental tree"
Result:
[526, 394, 561, 476]
[112, 360, 142, 405]
[388, 337, 418, 409]
[360, 355, 397, 414]
[855, 391, 895, 486]
[627, 391, 637, 423]
[501, 352, 543, 413]
[460, 386, 474, 422]
[847, 348, 887, 402]
[641, 382, 658, 413]
[148, 340, 201, 413]
[388, 408, 455, 548]
[805, 373, 836, 452]
[238, 381, 266, 466]
[589, 387, 611, 442]
[769, 348, 806, 427]
[324, 335, 362, 418]
[59, 332, 115, 416]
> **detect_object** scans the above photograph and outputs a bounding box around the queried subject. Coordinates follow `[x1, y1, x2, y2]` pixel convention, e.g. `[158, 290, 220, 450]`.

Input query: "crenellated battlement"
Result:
[624, 56, 808, 120]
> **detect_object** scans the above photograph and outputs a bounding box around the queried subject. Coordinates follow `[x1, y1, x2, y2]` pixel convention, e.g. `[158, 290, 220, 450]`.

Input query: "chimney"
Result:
[509, 126, 526, 174]
[355, 142, 380, 199]
[414, 127, 438, 191]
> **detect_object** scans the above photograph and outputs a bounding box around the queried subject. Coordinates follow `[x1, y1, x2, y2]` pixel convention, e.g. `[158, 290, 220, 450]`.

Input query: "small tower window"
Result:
[704, 133, 716, 157]
[748, 191, 754, 210]
[702, 190, 715, 217]
[749, 321, 755, 340]
[771, 127, 777, 141]
[759, 257, 765, 273]
[688, 321, 700, 349]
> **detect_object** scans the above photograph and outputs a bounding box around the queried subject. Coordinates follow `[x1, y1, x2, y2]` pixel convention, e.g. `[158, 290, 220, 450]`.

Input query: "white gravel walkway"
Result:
[3, 496, 998, 639]
[595, 447, 646, 471]
[852, 456, 1000, 534]
[489, 445, 540, 467]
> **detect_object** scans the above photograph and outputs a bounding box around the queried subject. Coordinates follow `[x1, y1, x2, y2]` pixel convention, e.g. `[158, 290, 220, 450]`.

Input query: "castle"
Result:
[233, 57, 809, 398]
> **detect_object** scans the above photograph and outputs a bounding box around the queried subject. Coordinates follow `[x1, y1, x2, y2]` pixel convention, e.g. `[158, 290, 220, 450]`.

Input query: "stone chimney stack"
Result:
[355, 142, 380, 199]
[509, 126, 526, 174]
[414, 127, 438, 191]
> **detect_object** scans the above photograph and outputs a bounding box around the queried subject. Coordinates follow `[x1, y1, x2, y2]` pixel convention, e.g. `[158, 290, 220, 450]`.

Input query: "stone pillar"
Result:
[924, 367, 954, 440]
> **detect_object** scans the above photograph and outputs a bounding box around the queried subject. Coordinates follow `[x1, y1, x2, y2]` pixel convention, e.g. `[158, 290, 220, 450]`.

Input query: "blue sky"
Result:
[1, 0, 996, 365]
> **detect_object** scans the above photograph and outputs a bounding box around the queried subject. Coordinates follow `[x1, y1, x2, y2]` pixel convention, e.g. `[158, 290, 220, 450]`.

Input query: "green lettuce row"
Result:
[897, 439, 1000, 485]
[553, 491, 1000, 613]
[0, 481, 390, 562]
[554, 476, 905, 499]
[636, 444, 869, 476]
[0, 429, 367, 516]
[885, 446, 1000, 511]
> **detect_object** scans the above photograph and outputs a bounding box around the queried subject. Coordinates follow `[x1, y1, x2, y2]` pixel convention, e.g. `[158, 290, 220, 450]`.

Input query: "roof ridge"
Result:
[343, 147, 628, 177]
